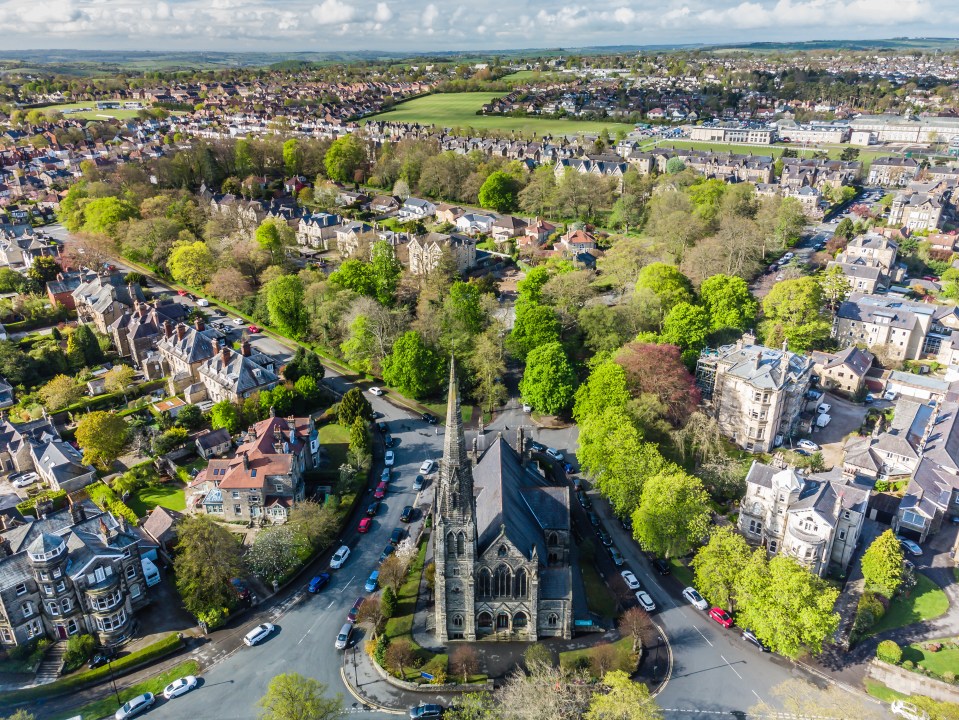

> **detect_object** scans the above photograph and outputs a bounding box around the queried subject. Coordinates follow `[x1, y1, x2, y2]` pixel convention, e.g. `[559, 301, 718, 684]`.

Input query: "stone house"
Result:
[195, 428, 232, 459]
[810, 347, 873, 396]
[196, 341, 279, 404]
[72, 274, 145, 334]
[408, 232, 477, 276]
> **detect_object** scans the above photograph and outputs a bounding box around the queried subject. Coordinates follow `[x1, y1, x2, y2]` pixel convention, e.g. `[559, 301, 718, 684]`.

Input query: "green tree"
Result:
[67, 323, 104, 369]
[103, 364, 135, 395]
[26, 255, 61, 285]
[573, 360, 631, 426]
[443, 281, 486, 346]
[660, 302, 711, 357]
[324, 134, 367, 183]
[699, 274, 757, 332]
[736, 552, 840, 658]
[632, 470, 711, 559]
[154, 426, 190, 455]
[329, 259, 376, 298]
[691, 526, 752, 611]
[585, 669, 662, 720]
[266, 274, 308, 339]
[665, 157, 686, 174]
[258, 672, 342, 720]
[519, 342, 575, 416]
[635, 263, 694, 328]
[518, 164, 557, 217]
[255, 220, 293, 263]
[337, 387, 373, 427]
[370, 241, 401, 305]
[349, 415, 371, 457]
[175, 515, 246, 621]
[468, 327, 508, 414]
[210, 400, 242, 434]
[175, 403, 204, 430]
[283, 347, 325, 383]
[169, 240, 215, 287]
[76, 411, 129, 469]
[507, 303, 560, 360]
[38, 374, 82, 411]
[81, 196, 138, 236]
[340, 315, 377, 374]
[294, 376, 322, 408]
[834, 217, 855, 240]
[382, 331, 443, 400]
[861, 529, 905, 599]
[478, 170, 519, 212]
[283, 139, 302, 177]
[760, 277, 831, 352]
[820, 265, 852, 311]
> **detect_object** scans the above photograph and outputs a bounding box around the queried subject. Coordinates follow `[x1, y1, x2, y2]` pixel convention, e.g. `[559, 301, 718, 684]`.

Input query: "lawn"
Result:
[669, 558, 695, 589]
[318, 422, 350, 481]
[50, 660, 200, 720]
[870, 573, 949, 635]
[559, 636, 635, 677]
[643, 138, 895, 171]
[421, 400, 473, 424]
[37, 101, 184, 121]
[578, 539, 618, 620]
[366, 93, 633, 137]
[902, 638, 959, 676]
[127, 483, 186, 517]
[864, 678, 907, 702]
[173, 457, 208, 484]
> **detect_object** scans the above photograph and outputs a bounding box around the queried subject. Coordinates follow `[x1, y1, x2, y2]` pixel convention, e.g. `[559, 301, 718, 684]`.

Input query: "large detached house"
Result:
[72, 274, 145, 334]
[199, 415, 317, 524]
[195, 341, 279, 404]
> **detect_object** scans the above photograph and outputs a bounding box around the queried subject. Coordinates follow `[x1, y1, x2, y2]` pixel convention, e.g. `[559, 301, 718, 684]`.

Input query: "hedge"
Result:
[16, 489, 68, 518]
[87, 481, 138, 525]
[58, 379, 166, 416]
[3, 310, 76, 333]
[0, 632, 184, 709]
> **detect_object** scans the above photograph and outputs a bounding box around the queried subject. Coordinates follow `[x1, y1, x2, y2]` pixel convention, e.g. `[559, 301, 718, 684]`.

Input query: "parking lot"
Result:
[804, 392, 869, 468]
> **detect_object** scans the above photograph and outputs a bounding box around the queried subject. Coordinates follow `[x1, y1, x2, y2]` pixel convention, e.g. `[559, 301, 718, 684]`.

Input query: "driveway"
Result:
[807, 392, 868, 469]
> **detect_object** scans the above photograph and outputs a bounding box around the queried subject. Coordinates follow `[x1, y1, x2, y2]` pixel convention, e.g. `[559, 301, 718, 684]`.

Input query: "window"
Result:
[446, 532, 456, 558]
[55, 580, 65, 593]
[96, 609, 127, 632]
[43, 585, 53, 597]
[902, 510, 926, 527]
[26, 619, 42, 638]
[67, 619, 78, 635]
[748, 519, 762, 535]
[125, 565, 136, 580]
[52, 567, 61, 579]
[122, 549, 132, 559]
[452, 615, 463, 628]
[234, 505, 242, 515]
[548, 613, 558, 627]
[48, 601, 59, 616]
[60, 598, 71, 613]
[768, 540, 778, 553]
[0, 629, 11, 643]
[838, 530, 846, 541]
[456, 532, 465, 556]
[130, 584, 141, 599]
[274, 483, 283, 493]
[37, 571, 49, 581]
[497, 545, 508, 558]
[15, 583, 26, 597]
[231, 491, 240, 499]
[843, 510, 851, 519]
[21, 601, 33, 618]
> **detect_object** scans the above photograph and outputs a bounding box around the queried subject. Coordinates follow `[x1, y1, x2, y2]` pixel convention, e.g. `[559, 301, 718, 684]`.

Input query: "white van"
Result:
[141, 557, 161, 587]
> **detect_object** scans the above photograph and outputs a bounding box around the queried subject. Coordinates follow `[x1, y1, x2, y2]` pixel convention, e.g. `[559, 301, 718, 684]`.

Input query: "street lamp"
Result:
[107, 654, 122, 709]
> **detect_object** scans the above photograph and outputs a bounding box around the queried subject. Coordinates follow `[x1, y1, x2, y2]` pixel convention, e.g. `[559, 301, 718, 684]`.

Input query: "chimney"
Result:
[68, 493, 87, 524]
[470, 437, 478, 464]
[56, 272, 64, 281]
[176, 323, 186, 341]
[517, 426, 525, 455]
[240, 340, 251, 357]
[98, 517, 112, 545]
[742, 330, 756, 346]
[781, 339, 789, 353]
[163, 320, 172, 339]
[194, 316, 205, 332]
[269, 405, 276, 418]
[212, 337, 220, 354]
[221, 345, 230, 365]
[0, 536, 11, 558]
[754, 350, 762, 370]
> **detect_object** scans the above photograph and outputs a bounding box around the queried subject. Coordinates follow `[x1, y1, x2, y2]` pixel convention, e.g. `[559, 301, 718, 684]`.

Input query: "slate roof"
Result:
[198, 348, 278, 398]
[31, 440, 94, 485]
[712, 344, 812, 390]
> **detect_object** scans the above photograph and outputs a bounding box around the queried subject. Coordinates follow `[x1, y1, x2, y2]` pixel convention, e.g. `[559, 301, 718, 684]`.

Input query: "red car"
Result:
[358, 517, 372, 533]
[177, 289, 188, 296]
[708, 607, 733, 628]
[248, 325, 261, 333]
[373, 482, 387, 499]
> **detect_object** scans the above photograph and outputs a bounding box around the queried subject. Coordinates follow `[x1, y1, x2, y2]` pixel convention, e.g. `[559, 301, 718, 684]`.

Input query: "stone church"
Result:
[434, 363, 573, 642]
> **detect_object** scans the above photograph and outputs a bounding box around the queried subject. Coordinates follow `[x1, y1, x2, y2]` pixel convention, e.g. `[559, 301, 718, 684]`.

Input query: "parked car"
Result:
[376, 421, 388, 434]
[597, 529, 612, 547]
[587, 511, 600, 527]
[649, 557, 671, 575]
[419, 459, 435, 474]
[620, 570, 641, 590]
[384, 450, 395, 467]
[115, 693, 155, 720]
[422, 412, 438, 425]
[196, 298, 210, 307]
[529, 441, 546, 453]
[163, 675, 198, 699]
[369, 387, 384, 396]
[366, 501, 380, 517]
[797, 439, 820, 452]
[896, 535, 923, 556]
[177, 289, 188, 296]
[381, 468, 390, 483]
[335, 622, 353, 650]
[308, 573, 331, 593]
[817, 403, 832, 415]
[545, 448, 564, 461]
[232, 317, 243, 325]
[413, 475, 425, 491]
[410, 704, 445, 719]
[365, 571, 379, 593]
[10, 472, 38, 488]
[330, 545, 351, 569]
[379, 544, 395, 563]
[243, 623, 275, 646]
[816, 413, 831, 428]
[374, 482, 387, 499]
[682, 587, 708, 610]
[708, 607, 733, 628]
[390, 527, 405, 545]
[358, 517, 372, 533]
[608, 547, 625, 566]
[247, 325, 260, 333]
[636, 591, 656, 612]
[883, 390, 898, 401]
[88, 648, 116, 669]
[384, 433, 394, 448]
[401, 505, 414, 523]
[891, 701, 931, 720]
[864, 393, 875, 404]
[347, 597, 364, 623]
[231, 578, 251, 602]
[741, 629, 767, 651]
[577, 490, 591, 509]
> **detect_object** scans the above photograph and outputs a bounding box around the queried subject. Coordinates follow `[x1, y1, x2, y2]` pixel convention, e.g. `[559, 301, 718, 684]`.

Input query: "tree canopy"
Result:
[519, 342, 575, 416]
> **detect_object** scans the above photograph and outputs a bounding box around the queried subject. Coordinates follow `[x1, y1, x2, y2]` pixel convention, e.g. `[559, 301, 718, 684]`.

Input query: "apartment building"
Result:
[737, 460, 869, 577]
[889, 181, 950, 231]
[194, 341, 279, 404]
[867, 157, 920, 186]
[850, 114, 959, 144]
[826, 233, 901, 293]
[688, 124, 775, 144]
[407, 232, 477, 276]
[695, 340, 813, 453]
[72, 274, 146, 334]
[810, 347, 873, 396]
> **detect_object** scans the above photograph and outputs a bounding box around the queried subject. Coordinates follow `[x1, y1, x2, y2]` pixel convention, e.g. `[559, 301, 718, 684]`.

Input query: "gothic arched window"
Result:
[497, 544, 508, 557]
[452, 614, 464, 628]
[477, 612, 493, 629]
[515, 568, 528, 598]
[547, 532, 559, 547]
[513, 611, 528, 628]
[456, 532, 466, 556]
[446, 532, 456, 558]
[477, 567, 492, 598]
[548, 613, 558, 627]
[494, 564, 512, 597]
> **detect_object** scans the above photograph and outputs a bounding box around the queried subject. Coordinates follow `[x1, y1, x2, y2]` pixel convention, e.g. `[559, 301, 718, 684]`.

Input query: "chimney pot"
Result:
[221, 346, 230, 365]
[241, 340, 251, 357]
[176, 323, 186, 341]
[163, 320, 172, 339]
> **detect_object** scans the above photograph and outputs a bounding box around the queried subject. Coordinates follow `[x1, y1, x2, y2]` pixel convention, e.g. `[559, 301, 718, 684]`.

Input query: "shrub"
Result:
[925, 642, 942, 653]
[373, 635, 389, 667]
[877, 640, 902, 664]
[902, 660, 915, 670]
[382, 586, 397, 618]
[196, 607, 229, 630]
[16, 489, 68, 518]
[852, 591, 886, 639]
[63, 633, 96, 672]
[86, 481, 138, 524]
[943, 671, 956, 684]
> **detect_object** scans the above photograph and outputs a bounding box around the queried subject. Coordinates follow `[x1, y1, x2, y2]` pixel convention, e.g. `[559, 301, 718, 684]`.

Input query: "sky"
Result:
[0, 0, 948, 53]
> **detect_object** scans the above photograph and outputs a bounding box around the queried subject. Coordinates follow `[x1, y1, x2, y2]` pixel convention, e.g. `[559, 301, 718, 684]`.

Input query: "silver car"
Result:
[115, 693, 155, 720]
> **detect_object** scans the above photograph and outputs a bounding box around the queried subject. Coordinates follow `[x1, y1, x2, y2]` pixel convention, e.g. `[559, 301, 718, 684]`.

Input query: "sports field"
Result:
[643, 138, 895, 169]
[37, 101, 158, 120]
[367, 92, 632, 136]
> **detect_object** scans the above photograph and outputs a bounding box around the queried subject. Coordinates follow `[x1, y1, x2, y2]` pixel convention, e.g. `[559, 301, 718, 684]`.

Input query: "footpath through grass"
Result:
[870, 573, 949, 635]
[50, 660, 200, 720]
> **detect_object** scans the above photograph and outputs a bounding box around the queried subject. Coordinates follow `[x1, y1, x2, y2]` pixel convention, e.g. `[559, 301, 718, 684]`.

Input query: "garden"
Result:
[877, 636, 959, 686]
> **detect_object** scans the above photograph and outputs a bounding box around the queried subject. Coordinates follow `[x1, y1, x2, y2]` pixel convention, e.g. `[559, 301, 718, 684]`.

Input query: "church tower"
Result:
[434, 361, 478, 642]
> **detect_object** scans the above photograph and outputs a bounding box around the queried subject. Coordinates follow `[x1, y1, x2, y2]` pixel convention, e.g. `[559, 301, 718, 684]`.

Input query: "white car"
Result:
[11, 472, 38, 488]
[243, 623, 275, 646]
[330, 545, 351, 569]
[682, 586, 708, 610]
[369, 387, 384, 396]
[545, 448, 564, 461]
[891, 701, 930, 720]
[817, 403, 832, 415]
[782, 252, 794, 261]
[419, 459, 435, 475]
[797, 439, 820, 452]
[232, 317, 244, 325]
[883, 390, 898, 401]
[384, 450, 395, 467]
[636, 591, 656, 612]
[115, 692, 155, 720]
[163, 675, 198, 699]
[620, 570, 641, 590]
[196, 298, 210, 307]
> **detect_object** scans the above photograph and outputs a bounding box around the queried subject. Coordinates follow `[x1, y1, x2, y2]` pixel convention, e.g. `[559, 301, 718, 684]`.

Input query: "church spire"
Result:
[438, 359, 473, 518]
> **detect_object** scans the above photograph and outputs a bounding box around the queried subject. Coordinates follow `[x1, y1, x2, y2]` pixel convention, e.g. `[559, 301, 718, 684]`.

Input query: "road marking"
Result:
[720, 654, 743, 680]
[327, 600, 335, 609]
[340, 575, 356, 592]
[753, 690, 763, 702]
[695, 626, 713, 647]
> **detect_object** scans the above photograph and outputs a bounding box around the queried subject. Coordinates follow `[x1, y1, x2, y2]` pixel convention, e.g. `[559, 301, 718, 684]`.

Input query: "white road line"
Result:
[327, 600, 335, 609]
[720, 654, 743, 680]
[753, 690, 763, 702]
[340, 575, 356, 592]
[695, 626, 713, 647]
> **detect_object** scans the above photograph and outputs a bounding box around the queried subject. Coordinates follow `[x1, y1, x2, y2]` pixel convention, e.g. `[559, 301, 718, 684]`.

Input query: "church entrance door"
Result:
[496, 612, 509, 630]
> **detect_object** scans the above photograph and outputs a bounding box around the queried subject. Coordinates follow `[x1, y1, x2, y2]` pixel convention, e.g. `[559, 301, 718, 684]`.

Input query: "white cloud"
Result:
[421, 2, 438, 27]
[373, 2, 392, 22]
[311, 0, 355, 25]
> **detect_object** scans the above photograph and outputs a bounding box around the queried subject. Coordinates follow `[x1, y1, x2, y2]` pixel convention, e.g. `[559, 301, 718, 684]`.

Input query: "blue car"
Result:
[308, 573, 331, 593]
[364, 571, 379, 593]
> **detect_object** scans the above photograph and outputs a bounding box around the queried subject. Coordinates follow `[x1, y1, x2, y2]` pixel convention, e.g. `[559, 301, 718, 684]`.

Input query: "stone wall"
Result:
[869, 659, 959, 703]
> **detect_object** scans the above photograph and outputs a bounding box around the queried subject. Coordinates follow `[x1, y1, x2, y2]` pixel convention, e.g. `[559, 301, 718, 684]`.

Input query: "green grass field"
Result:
[870, 573, 949, 635]
[128, 483, 186, 517]
[37, 101, 180, 120]
[367, 92, 632, 136]
[644, 139, 894, 171]
[903, 638, 959, 676]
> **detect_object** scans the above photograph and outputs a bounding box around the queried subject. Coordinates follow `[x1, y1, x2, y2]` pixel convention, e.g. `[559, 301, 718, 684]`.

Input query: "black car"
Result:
[587, 511, 600, 528]
[366, 501, 380, 517]
[376, 422, 388, 434]
[379, 544, 395, 563]
[88, 647, 116, 669]
[650, 557, 671, 575]
[410, 705, 444, 719]
[741, 629, 767, 652]
[422, 413, 438, 425]
[597, 529, 612, 547]
[231, 578, 251, 602]
[372, 411, 384, 419]
[577, 490, 591, 509]
[390, 527, 405, 545]
[384, 433, 394, 448]
[400, 505, 414, 523]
